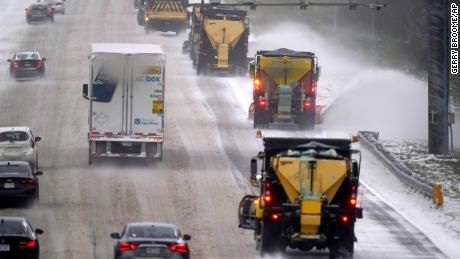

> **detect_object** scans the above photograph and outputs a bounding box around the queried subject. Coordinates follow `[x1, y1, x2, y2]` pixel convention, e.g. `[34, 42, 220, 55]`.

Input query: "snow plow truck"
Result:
[183, 6, 249, 75]
[249, 48, 321, 130]
[238, 137, 363, 259]
[136, 0, 189, 34]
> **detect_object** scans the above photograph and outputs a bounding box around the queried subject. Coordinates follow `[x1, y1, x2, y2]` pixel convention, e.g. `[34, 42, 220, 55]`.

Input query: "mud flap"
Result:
[248, 102, 255, 120]
[238, 195, 258, 230]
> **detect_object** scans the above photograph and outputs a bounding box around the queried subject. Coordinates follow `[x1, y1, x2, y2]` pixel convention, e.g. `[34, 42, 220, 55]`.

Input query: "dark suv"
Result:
[25, 4, 54, 24]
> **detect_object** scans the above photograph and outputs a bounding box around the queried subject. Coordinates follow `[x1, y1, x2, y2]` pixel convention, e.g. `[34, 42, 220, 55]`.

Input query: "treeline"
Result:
[249, 0, 459, 104]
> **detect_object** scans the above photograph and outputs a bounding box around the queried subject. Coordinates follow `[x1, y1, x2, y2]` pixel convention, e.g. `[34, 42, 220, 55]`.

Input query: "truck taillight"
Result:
[263, 194, 271, 203]
[350, 197, 357, 206]
[271, 213, 281, 221]
[303, 100, 312, 108]
[254, 78, 262, 91]
[310, 86, 316, 93]
[258, 98, 267, 107]
[341, 216, 349, 223]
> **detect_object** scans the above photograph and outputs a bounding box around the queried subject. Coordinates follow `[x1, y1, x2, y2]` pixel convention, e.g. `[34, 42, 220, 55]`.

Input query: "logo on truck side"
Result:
[135, 74, 161, 83]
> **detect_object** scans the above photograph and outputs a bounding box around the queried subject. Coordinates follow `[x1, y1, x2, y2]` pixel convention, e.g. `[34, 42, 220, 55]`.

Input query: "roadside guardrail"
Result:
[358, 131, 443, 206]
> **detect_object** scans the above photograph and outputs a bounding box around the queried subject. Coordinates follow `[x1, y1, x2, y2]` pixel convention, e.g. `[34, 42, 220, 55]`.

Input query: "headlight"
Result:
[145, 17, 149, 22]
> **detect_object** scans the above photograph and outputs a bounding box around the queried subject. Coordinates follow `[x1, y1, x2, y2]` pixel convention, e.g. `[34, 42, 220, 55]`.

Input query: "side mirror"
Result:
[110, 233, 120, 239]
[42, 58, 47, 61]
[352, 161, 359, 178]
[183, 234, 191, 241]
[35, 136, 41, 142]
[82, 84, 89, 100]
[7, 59, 12, 62]
[315, 65, 321, 81]
[35, 171, 43, 176]
[250, 158, 259, 187]
[35, 229, 44, 235]
[248, 61, 255, 79]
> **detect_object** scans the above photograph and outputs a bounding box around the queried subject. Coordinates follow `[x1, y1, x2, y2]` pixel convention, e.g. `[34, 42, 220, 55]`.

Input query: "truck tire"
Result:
[88, 143, 93, 166]
[258, 221, 285, 257]
[196, 58, 205, 75]
[137, 9, 145, 26]
[329, 225, 355, 259]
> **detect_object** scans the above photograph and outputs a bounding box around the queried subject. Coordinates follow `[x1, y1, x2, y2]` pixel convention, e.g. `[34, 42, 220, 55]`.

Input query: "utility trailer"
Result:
[82, 43, 165, 164]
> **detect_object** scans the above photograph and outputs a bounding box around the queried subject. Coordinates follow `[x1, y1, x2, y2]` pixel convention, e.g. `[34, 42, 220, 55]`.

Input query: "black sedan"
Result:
[25, 3, 54, 24]
[111, 222, 191, 259]
[7, 52, 46, 80]
[0, 216, 43, 259]
[0, 161, 42, 200]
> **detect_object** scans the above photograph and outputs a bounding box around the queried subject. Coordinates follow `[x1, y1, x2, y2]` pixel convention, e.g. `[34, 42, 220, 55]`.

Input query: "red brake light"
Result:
[12, 61, 20, 69]
[303, 100, 312, 108]
[36, 60, 44, 68]
[271, 213, 281, 221]
[20, 179, 36, 185]
[341, 216, 349, 223]
[19, 240, 36, 249]
[350, 198, 357, 206]
[168, 244, 188, 253]
[258, 98, 267, 107]
[119, 242, 139, 252]
[310, 86, 316, 93]
[351, 185, 357, 192]
[263, 192, 271, 203]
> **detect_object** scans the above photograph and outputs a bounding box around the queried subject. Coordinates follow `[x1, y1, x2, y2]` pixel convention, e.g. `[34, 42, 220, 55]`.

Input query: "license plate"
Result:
[145, 247, 160, 255]
[0, 244, 10, 251]
[4, 183, 15, 189]
[6, 147, 20, 153]
[25, 63, 31, 67]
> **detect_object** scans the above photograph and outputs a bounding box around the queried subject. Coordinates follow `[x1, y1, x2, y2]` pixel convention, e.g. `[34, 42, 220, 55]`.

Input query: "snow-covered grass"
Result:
[382, 139, 460, 199]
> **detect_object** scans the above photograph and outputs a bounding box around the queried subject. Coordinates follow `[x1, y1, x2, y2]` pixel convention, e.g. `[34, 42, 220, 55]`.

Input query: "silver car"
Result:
[42, 0, 65, 14]
[0, 127, 41, 167]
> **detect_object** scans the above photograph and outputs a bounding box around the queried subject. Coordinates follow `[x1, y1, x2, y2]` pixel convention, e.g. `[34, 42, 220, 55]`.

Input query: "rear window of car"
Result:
[31, 5, 48, 10]
[0, 221, 27, 235]
[0, 131, 29, 142]
[15, 53, 40, 60]
[128, 225, 177, 239]
[0, 165, 31, 175]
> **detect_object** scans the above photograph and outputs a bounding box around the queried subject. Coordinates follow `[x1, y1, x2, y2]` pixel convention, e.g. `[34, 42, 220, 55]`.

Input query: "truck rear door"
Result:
[127, 53, 165, 137]
[90, 53, 126, 134]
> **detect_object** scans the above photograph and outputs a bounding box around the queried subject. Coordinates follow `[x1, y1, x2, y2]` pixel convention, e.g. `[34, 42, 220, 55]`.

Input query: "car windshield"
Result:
[128, 225, 177, 239]
[0, 131, 29, 142]
[0, 221, 27, 235]
[0, 164, 31, 175]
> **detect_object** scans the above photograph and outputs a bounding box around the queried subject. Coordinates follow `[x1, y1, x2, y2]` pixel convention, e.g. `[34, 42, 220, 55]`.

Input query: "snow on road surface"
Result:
[0, 2, 454, 259]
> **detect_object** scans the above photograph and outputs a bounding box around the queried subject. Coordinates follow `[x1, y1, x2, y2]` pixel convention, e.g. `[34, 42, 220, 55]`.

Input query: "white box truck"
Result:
[82, 43, 165, 164]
